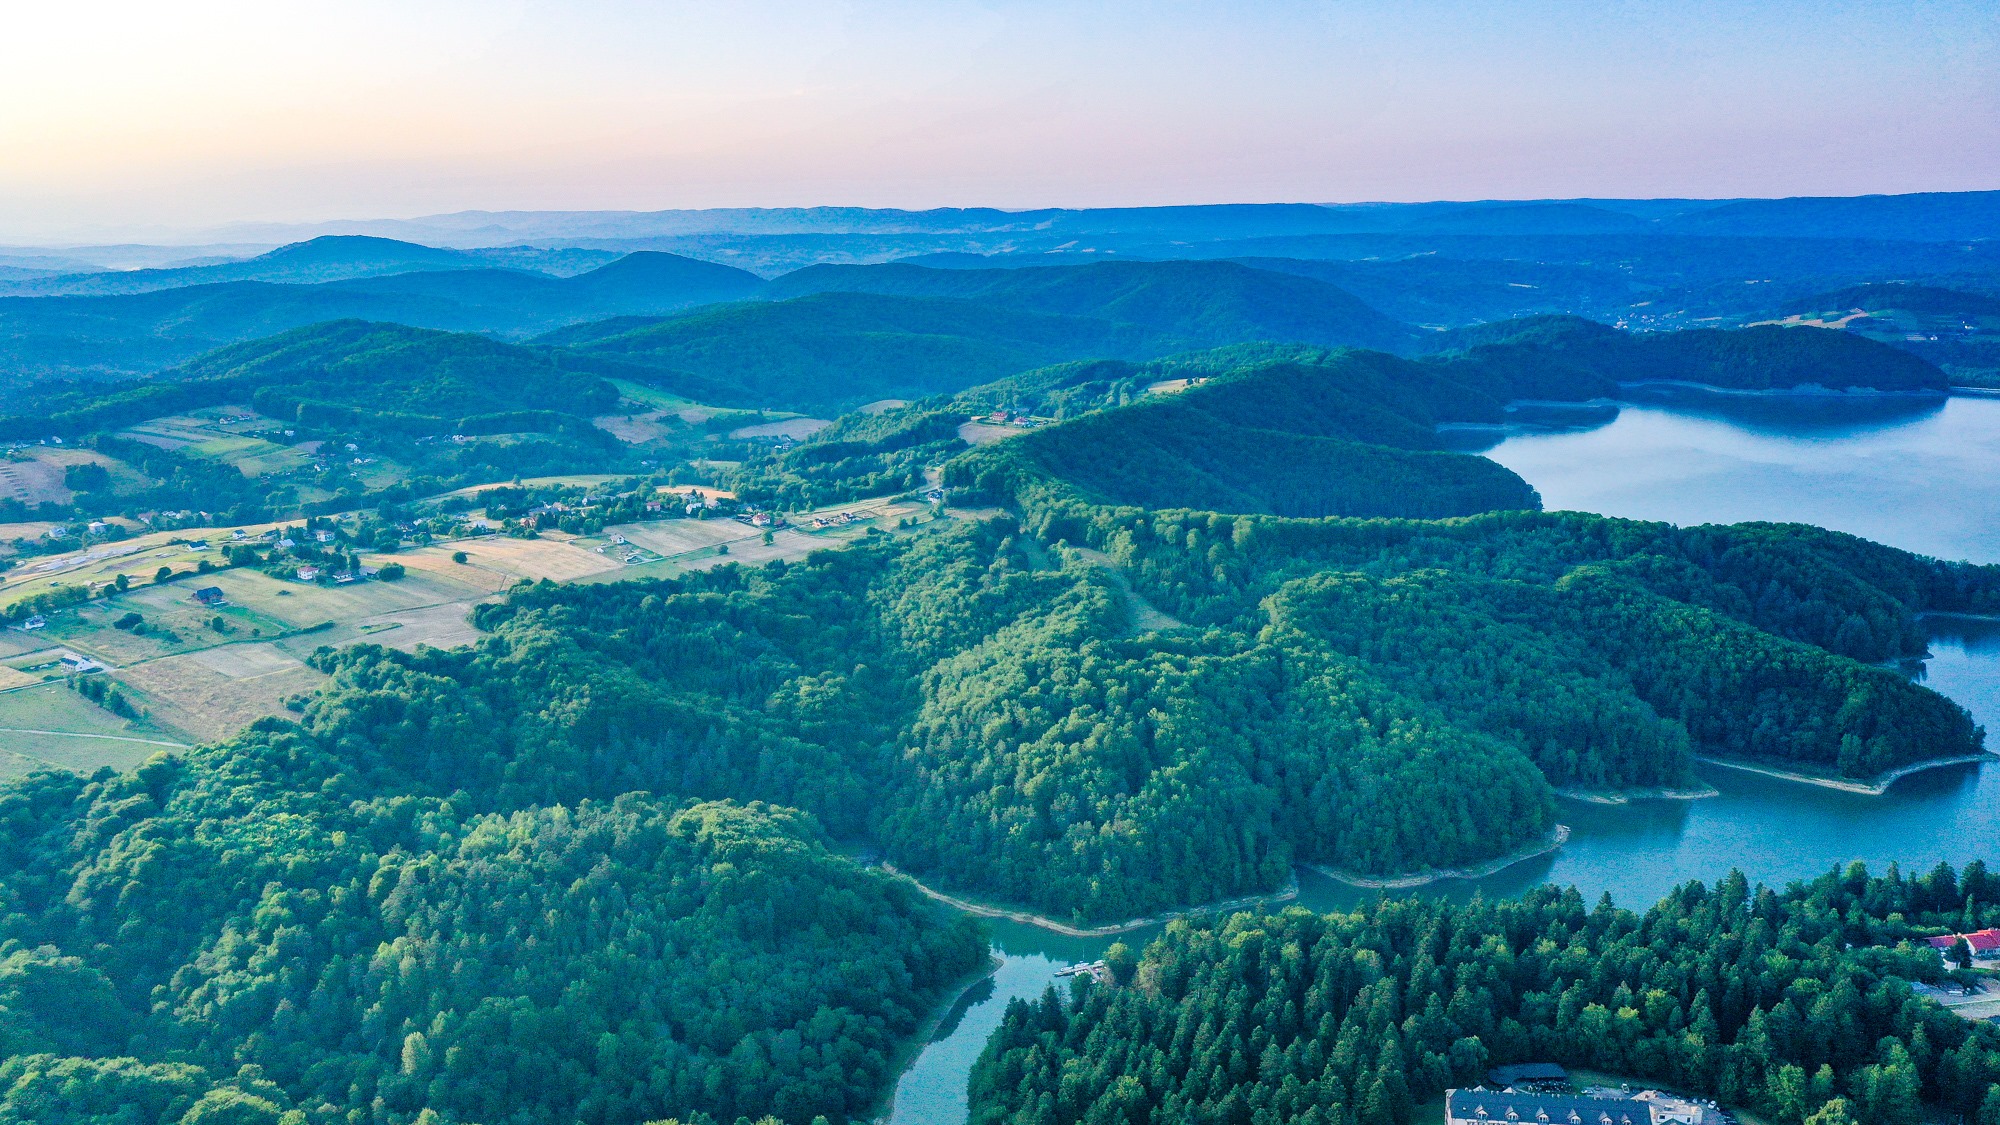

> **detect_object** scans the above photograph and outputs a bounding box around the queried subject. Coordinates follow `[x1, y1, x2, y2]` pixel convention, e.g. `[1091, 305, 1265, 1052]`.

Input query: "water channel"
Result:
[885, 389, 2000, 1124]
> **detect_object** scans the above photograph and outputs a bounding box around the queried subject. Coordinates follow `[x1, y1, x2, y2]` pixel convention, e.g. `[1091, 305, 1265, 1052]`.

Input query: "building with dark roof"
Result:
[1446, 1089, 1712, 1125]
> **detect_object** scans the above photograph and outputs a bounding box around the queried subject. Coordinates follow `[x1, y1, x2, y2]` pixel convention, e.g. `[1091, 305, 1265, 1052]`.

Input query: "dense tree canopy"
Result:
[971, 863, 2000, 1125]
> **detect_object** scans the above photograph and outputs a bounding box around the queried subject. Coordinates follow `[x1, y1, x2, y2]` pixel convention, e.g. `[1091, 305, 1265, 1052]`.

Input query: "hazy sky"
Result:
[3, 0, 1996, 240]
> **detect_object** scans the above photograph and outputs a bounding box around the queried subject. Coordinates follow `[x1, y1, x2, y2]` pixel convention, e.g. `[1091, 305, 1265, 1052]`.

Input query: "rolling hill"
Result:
[3, 321, 626, 439]
[542, 290, 1163, 411]
[763, 258, 1417, 352]
[0, 235, 628, 297]
[0, 250, 769, 385]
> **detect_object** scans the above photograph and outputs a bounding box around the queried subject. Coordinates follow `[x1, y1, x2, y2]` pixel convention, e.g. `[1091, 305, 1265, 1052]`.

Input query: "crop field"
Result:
[0, 456, 70, 505]
[728, 417, 830, 440]
[580, 499, 933, 579]
[0, 683, 187, 781]
[383, 535, 624, 585]
[439, 473, 633, 500]
[592, 411, 679, 443]
[958, 419, 1023, 445]
[186, 435, 313, 477]
[0, 499, 947, 767]
[115, 644, 326, 743]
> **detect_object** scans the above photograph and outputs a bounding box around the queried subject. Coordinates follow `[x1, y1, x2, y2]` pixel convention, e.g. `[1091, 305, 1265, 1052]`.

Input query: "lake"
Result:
[1482, 389, 2000, 564]
[885, 389, 2000, 1125]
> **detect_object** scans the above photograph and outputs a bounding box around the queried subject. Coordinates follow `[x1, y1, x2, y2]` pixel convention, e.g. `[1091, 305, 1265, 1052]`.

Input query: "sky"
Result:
[1, 0, 1995, 241]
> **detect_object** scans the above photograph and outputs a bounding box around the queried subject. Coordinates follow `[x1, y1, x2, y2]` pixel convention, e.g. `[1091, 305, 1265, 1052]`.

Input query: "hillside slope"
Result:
[766, 259, 1416, 352]
[0, 251, 768, 384]
[3, 321, 625, 438]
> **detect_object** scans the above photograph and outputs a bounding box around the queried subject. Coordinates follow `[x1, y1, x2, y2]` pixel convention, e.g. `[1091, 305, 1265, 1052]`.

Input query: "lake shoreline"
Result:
[882, 863, 1301, 937]
[867, 952, 1004, 1125]
[1697, 752, 1997, 795]
[1617, 379, 1948, 399]
[1558, 783, 1720, 805]
[1310, 824, 1572, 889]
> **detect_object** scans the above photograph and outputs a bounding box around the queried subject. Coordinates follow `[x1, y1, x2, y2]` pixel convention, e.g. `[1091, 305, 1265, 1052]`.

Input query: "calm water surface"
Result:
[885, 391, 2000, 1124]
[1482, 390, 2000, 563]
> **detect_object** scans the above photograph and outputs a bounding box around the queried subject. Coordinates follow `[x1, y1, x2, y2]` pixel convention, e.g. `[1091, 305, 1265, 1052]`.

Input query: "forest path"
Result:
[1067, 547, 1187, 634]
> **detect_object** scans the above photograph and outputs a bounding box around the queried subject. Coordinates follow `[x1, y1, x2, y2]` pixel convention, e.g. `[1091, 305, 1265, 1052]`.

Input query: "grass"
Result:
[186, 435, 313, 477]
[608, 380, 701, 411]
[0, 683, 185, 782]
[115, 646, 325, 744]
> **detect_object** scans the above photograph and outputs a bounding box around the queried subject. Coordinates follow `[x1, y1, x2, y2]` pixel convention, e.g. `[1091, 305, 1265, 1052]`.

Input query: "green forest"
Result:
[970, 864, 2000, 1125]
[0, 258, 1991, 1125]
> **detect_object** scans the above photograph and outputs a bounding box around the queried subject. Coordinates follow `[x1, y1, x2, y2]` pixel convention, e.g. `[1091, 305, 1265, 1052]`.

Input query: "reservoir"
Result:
[886, 389, 2000, 1125]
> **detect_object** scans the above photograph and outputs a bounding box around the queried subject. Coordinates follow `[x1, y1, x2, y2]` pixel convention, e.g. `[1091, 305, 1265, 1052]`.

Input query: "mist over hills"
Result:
[0, 236, 623, 298]
[198, 190, 2000, 248]
[0, 249, 768, 382]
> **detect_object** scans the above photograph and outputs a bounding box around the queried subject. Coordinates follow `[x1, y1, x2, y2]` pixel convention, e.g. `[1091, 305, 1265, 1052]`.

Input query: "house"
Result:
[751, 512, 773, 527]
[192, 587, 226, 607]
[45, 526, 69, 540]
[314, 529, 335, 543]
[295, 565, 321, 582]
[1927, 929, 2000, 963]
[276, 538, 296, 549]
[1445, 1088, 1713, 1125]
[58, 652, 102, 673]
[87, 521, 108, 535]
[22, 615, 46, 631]
[332, 571, 358, 584]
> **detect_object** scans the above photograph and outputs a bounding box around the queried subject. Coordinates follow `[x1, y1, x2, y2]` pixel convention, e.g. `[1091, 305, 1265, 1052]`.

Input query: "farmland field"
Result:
[379, 535, 623, 585]
[186, 435, 313, 476]
[0, 683, 187, 781]
[0, 501, 947, 764]
[116, 645, 326, 742]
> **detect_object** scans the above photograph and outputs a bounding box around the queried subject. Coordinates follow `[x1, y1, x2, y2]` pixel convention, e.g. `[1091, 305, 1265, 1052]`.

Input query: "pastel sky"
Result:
[2, 0, 1996, 240]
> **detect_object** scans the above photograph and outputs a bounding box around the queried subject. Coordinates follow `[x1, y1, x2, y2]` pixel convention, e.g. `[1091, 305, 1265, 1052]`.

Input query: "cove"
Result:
[883, 389, 2000, 1125]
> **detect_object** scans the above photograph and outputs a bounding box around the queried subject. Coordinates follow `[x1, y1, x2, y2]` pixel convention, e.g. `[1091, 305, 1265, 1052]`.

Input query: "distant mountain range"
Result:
[0, 236, 623, 297]
[196, 191, 2000, 248]
[2, 196, 1994, 399]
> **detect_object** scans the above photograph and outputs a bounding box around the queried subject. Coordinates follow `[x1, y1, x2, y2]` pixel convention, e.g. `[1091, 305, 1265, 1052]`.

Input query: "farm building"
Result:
[193, 587, 226, 607]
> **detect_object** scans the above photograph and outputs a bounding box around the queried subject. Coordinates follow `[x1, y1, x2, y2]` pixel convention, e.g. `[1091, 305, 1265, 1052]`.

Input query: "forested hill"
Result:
[1424, 315, 1949, 393]
[1780, 283, 2000, 319]
[538, 290, 1163, 412]
[971, 866, 2000, 1125]
[950, 349, 1541, 519]
[730, 318, 1949, 516]
[940, 316, 1943, 523]
[0, 320, 642, 441]
[764, 259, 1419, 353]
[3, 487, 1997, 1121]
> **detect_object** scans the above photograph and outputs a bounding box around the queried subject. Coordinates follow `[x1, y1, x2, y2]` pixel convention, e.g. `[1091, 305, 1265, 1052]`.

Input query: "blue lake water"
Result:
[884, 390, 2000, 1124]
